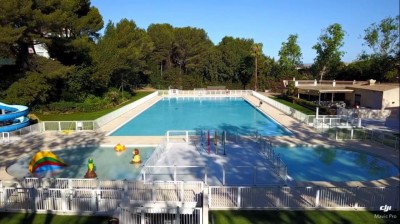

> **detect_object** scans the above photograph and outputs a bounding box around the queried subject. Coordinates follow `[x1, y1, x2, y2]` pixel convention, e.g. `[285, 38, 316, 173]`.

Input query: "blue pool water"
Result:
[111, 97, 291, 136]
[7, 147, 155, 180]
[274, 146, 399, 182]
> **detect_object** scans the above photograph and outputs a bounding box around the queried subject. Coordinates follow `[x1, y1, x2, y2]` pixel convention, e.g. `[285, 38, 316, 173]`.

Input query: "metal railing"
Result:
[258, 138, 288, 181]
[324, 127, 399, 150]
[0, 178, 203, 215]
[166, 89, 252, 96]
[166, 130, 198, 143]
[209, 186, 400, 210]
[117, 206, 202, 224]
[1, 132, 9, 143]
[313, 115, 358, 129]
[41, 121, 96, 132]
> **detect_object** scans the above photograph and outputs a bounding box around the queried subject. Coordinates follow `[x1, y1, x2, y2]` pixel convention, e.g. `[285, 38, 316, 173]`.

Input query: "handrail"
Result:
[1, 132, 10, 143]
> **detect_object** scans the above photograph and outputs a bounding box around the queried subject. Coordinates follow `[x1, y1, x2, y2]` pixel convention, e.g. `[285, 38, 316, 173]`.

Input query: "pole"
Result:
[223, 131, 226, 155]
[208, 131, 210, 154]
[214, 130, 218, 154]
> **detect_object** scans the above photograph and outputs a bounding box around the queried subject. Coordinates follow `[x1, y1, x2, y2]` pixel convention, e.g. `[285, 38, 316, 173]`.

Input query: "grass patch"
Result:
[269, 96, 315, 115]
[34, 92, 153, 121]
[210, 210, 399, 224]
[0, 213, 111, 224]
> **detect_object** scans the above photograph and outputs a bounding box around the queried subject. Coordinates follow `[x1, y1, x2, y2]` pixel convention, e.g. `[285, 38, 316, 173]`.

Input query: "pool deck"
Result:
[0, 93, 398, 188]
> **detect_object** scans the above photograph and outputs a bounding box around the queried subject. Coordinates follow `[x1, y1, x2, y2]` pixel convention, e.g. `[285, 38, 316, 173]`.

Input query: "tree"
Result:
[278, 34, 302, 69]
[0, 0, 103, 69]
[147, 23, 175, 69]
[312, 23, 345, 80]
[362, 16, 399, 57]
[251, 43, 262, 91]
[217, 37, 255, 87]
[91, 19, 154, 92]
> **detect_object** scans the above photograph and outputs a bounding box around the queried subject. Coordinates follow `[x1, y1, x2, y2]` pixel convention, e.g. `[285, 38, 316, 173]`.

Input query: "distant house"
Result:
[283, 78, 400, 109]
[28, 43, 50, 59]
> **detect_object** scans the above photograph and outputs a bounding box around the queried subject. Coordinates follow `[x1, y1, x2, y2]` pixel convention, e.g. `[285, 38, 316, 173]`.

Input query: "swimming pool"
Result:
[7, 147, 155, 180]
[274, 146, 399, 182]
[110, 97, 291, 136]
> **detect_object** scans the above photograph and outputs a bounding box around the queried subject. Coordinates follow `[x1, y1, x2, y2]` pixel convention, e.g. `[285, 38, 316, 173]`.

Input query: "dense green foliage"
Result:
[35, 91, 153, 120]
[312, 23, 346, 81]
[0, 1, 398, 110]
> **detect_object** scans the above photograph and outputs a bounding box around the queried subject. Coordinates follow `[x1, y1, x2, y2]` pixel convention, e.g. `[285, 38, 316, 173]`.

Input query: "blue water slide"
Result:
[0, 102, 30, 132]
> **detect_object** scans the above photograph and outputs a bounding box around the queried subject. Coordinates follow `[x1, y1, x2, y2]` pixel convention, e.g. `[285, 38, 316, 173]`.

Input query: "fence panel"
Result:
[127, 181, 152, 201]
[209, 187, 239, 208]
[35, 188, 64, 211]
[240, 187, 278, 208]
[69, 189, 94, 212]
[279, 187, 316, 208]
[356, 187, 399, 210]
[4, 188, 34, 211]
[97, 190, 122, 213]
[318, 187, 357, 208]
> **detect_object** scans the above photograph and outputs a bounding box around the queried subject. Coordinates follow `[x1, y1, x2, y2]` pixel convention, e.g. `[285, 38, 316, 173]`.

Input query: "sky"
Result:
[91, 0, 399, 64]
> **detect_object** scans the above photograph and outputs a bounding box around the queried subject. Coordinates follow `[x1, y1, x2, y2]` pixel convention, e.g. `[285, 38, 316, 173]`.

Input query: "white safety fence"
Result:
[209, 186, 400, 210]
[323, 127, 399, 150]
[41, 121, 96, 132]
[165, 89, 252, 96]
[0, 178, 203, 215]
[313, 115, 359, 129]
[117, 206, 202, 224]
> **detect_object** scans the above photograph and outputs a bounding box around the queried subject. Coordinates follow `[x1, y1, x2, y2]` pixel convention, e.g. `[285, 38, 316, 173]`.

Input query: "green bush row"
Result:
[278, 95, 335, 115]
[34, 90, 132, 113]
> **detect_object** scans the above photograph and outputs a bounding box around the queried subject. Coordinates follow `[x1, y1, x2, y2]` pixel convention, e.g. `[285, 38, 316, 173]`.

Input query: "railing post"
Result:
[315, 189, 320, 207]
[237, 187, 241, 208]
[61, 189, 68, 212]
[167, 131, 170, 143]
[91, 189, 97, 213]
[58, 121, 61, 131]
[141, 208, 145, 224]
[180, 181, 184, 202]
[222, 166, 225, 185]
[151, 182, 156, 201]
[174, 165, 177, 182]
[142, 168, 146, 183]
[204, 167, 207, 184]
[33, 188, 38, 212]
[176, 206, 181, 223]
[186, 131, 189, 143]
[253, 166, 257, 185]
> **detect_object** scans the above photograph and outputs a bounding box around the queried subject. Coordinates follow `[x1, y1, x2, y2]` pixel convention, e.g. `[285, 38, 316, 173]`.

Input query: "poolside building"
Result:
[284, 78, 400, 110]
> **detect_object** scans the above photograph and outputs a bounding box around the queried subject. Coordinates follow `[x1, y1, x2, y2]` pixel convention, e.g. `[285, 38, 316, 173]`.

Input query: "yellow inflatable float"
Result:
[130, 148, 141, 164]
[114, 143, 126, 152]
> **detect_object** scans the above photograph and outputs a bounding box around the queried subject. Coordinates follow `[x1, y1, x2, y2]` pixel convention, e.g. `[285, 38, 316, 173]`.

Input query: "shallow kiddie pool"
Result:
[7, 146, 155, 180]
